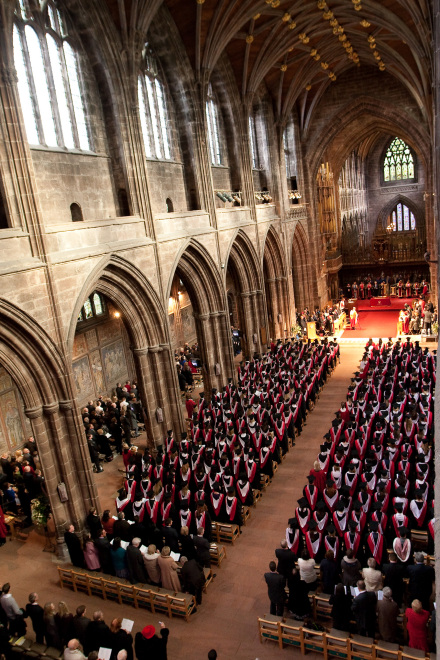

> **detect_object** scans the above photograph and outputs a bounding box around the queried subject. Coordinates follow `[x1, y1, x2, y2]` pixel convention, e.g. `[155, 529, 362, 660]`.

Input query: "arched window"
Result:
[138, 46, 172, 160]
[283, 124, 297, 179]
[388, 202, 416, 232]
[206, 83, 222, 165]
[383, 137, 415, 182]
[249, 114, 260, 170]
[166, 197, 174, 212]
[70, 202, 83, 222]
[77, 292, 106, 323]
[13, 0, 90, 150]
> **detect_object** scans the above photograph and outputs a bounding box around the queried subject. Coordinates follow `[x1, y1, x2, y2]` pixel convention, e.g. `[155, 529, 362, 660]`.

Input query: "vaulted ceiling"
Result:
[104, 0, 433, 125]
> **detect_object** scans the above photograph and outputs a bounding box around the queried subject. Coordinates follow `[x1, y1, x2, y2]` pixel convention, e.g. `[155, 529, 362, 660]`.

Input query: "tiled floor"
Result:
[1, 343, 363, 660]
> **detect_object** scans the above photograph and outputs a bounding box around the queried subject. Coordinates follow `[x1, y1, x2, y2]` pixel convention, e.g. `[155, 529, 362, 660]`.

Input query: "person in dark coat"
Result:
[162, 519, 179, 553]
[264, 561, 286, 616]
[179, 527, 197, 561]
[275, 539, 297, 578]
[86, 508, 102, 539]
[71, 605, 90, 649]
[320, 551, 340, 594]
[64, 525, 85, 568]
[351, 580, 377, 637]
[330, 583, 352, 632]
[382, 552, 405, 607]
[134, 623, 169, 660]
[109, 618, 133, 660]
[95, 531, 115, 575]
[84, 611, 111, 655]
[125, 538, 148, 584]
[193, 528, 211, 568]
[113, 513, 132, 543]
[406, 552, 435, 610]
[180, 557, 205, 605]
[24, 593, 44, 644]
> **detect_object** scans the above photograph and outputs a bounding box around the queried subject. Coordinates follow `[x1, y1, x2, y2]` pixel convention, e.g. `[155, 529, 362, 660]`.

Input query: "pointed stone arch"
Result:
[262, 225, 290, 340]
[0, 299, 97, 543]
[225, 230, 267, 358]
[68, 254, 183, 449]
[168, 240, 234, 391]
[292, 223, 315, 311]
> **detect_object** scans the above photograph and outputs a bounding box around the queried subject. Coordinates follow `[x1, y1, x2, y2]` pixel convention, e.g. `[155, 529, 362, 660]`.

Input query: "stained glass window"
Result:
[93, 293, 103, 315]
[83, 298, 93, 319]
[13, 1, 90, 150]
[77, 310, 83, 322]
[138, 47, 172, 161]
[389, 203, 416, 231]
[383, 137, 415, 182]
[206, 84, 222, 165]
[249, 115, 259, 169]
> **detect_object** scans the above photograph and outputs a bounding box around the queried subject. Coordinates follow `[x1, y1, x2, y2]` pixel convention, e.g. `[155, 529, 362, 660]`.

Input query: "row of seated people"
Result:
[264, 338, 436, 650]
[108, 339, 340, 535]
[289, 338, 435, 567]
[0, 582, 170, 659]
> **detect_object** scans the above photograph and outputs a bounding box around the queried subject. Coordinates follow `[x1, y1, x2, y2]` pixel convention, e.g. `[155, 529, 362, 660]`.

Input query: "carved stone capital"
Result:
[1, 64, 18, 86]
[25, 406, 43, 420]
[43, 402, 60, 416]
[59, 400, 74, 411]
[133, 347, 149, 356]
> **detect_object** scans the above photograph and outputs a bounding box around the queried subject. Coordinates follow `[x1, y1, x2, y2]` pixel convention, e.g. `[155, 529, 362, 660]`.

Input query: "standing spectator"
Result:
[134, 623, 169, 660]
[143, 545, 161, 586]
[43, 603, 61, 649]
[71, 606, 90, 650]
[264, 561, 286, 616]
[86, 508, 102, 539]
[126, 538, 148, 585]
[362, 558, 383, 592]
[320, 551, 339, 594]
[405, 600, 430, 652]
[193, 528, 211, 568]
[382, 553, 405, 607]
[95, 531, 115, 576]
[275, 539, 297, 578]
[63, 639, 86, 660]
[83, 535, 101, 571]
[330, 584, 352, 632]
[179, 557, 205, 605]
[64, 525, 85, 568]
[55, 602, 74, 648]
[157, 547, 181, 591]
[109, 618, 133, 660]
[377, 587, 399, 642]
[298, 550, 318, 592]
[84, 611, 111, 655]
[24, 593, 44, 644]
[351, 580, 377, 637]
[309, 461, 327, 493]
[287, 567, 311, 619]
[0, 584, 26, 637]
[110, 538, 130, 579]
[341, 550, 362, 587]
[406, 553, 435, 610]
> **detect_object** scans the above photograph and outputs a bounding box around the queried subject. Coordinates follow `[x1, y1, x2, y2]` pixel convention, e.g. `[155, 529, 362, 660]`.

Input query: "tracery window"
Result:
[77, 292, 105, 323]
[283, 124, 297, 179]
[138, 47, 172, 160]
[388, 202, 416, 232]
[206, 83, 222, 165]
[249, 114, 260, 170]
[13, 0, 90, 150]
[383, 137, 415, 182]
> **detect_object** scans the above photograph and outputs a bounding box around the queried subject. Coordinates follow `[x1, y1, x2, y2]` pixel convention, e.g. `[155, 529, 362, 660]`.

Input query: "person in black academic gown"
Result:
[64, 524, 85, 568]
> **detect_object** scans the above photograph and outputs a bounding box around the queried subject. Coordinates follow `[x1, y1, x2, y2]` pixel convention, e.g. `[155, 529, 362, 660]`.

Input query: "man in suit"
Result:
[406, 552, 435, 610]
[24, 593, 44, 644]
[94, 530, 115, 575]
[71, 605, 90, 650]
[382, 552, 405, 606]
[180, 556, 205, 605]
[264, 561, 286, 616]
[351, 580, 377, 637]
[125, 538, 148, 584]
[113, 512, 132, 542]
[162, 518, 179, 553]
[193, 527, 211, 568]
[84, 611, 111, 655]
[275, 539, 297, 578]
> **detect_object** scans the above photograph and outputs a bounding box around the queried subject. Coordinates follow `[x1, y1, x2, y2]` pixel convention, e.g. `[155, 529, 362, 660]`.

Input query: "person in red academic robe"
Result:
[0, 505, 7, 545]
[398, 280, 404, 297]
[367, 282, 372, 299]
[406, 280, 412, 297]
[359, 282, 365, 299]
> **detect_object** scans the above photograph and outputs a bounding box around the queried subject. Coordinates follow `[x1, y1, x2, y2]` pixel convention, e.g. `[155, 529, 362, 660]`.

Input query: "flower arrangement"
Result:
[31, 496, 51, 527]
[432, 321, 438, 336]
[291, 323, 304, 338]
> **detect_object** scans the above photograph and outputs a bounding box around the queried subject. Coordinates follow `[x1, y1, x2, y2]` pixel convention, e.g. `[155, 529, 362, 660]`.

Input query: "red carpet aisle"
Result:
[341, 310, 399, 338]
[356, 297, 415, 312]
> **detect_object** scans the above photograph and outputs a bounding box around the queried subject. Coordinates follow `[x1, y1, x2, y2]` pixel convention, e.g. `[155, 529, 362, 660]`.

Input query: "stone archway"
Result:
[225, 230, 266, 359]
[292, 223, 314, 311]
[67, 255, 183, 449]
[0, 299, 95, 549]
[168, 240, 234, 392]
[263, 225, 290, 341]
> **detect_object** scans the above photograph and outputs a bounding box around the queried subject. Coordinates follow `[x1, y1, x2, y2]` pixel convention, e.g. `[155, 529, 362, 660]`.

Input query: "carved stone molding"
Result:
[25, 406, 43, 420]
[59, 400, 74, 411]
[43, 402, 60, 416]
[379, 184, 420, 195]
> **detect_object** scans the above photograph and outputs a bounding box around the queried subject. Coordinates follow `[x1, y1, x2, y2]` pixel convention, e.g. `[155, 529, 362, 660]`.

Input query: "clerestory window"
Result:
[13, 0, 90, 150]
[138, 46, 172, 160]
[383, 137, 415, 182]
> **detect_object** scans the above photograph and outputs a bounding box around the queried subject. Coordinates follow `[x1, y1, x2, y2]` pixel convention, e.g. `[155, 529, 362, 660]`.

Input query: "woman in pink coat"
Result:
[157, 546, 181, 591]
[83, 534, 101, 571]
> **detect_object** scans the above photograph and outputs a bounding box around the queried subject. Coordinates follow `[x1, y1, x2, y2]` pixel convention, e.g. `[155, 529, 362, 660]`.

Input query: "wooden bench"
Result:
[209, 543, 226, 566]
[57, 567, 196, 621]
[260, 474, 270, 490]
[242, 506, 251, 525]
[253, 489, 262, 506]
[314, 592, 332, 620]
[257, 614, 282, 646]
[211, 521, 240, 544]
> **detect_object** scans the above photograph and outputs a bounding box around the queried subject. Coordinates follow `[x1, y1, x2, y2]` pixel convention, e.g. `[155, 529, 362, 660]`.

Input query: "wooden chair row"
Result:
[258, 615, 435, 660]
[58, 567, 196, 621]
[11, 638, 63, 660]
